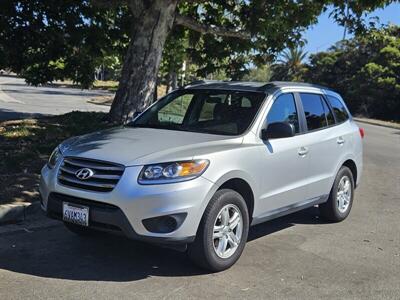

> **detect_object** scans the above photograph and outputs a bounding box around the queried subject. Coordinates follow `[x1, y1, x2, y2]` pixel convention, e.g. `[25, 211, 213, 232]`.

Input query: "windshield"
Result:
[130, 89, 266, 136]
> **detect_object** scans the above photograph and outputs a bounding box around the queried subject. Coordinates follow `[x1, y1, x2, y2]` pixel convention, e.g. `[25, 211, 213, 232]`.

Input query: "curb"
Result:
[0, 202, 41, 224]
[354, 118, 400, 130]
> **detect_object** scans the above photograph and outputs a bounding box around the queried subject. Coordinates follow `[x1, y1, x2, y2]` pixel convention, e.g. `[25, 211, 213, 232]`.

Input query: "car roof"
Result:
[183, 80, 332, 94]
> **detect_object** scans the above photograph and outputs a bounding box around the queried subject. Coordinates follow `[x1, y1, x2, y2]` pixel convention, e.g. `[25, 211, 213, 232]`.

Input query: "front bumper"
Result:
[40, 163, 218, 244]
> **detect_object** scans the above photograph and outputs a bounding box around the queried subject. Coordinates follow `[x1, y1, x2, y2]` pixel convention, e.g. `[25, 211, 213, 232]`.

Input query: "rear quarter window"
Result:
[327, 96, 350, 123]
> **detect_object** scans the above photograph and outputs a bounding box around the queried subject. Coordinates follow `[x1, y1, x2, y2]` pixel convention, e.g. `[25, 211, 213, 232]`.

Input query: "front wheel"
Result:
[188, 189, 249, 272]
[319, 166, 354, 222]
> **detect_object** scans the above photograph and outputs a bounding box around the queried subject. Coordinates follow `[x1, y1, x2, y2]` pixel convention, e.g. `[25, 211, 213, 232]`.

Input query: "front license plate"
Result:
[62, 202, 89, 226]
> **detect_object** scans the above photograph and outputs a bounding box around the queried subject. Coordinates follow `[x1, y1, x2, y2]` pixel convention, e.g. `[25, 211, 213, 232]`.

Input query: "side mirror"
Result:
[261, 122, 295, 140]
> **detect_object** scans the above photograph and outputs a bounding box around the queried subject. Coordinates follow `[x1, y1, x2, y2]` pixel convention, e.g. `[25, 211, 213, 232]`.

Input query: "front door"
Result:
[256, 93, 310, 215]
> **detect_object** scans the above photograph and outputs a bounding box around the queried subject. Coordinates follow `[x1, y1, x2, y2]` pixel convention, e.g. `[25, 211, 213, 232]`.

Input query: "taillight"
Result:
[359, 127, 365, 139]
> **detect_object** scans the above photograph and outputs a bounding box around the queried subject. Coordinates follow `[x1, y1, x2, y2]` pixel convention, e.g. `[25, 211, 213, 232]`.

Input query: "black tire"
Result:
[188, 189, 249, 272]
[64, 222, 98, 236]
[319, 166, 354, 222]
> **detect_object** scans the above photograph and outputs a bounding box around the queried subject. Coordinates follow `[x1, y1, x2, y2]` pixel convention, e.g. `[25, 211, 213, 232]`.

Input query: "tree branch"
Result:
[92, 0, 144, 19]
[174, 14, 251, 39]
[179, 0, 208, 3]
[92, 0, 127, 9]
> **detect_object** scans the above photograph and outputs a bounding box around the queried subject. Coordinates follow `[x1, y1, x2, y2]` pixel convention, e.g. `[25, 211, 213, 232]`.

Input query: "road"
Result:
[0, 119, 399, 296]
[0, 76, 109, 120]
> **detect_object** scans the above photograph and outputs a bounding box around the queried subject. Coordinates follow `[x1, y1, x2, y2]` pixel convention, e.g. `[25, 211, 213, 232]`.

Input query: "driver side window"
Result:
[267, 93, 299, 133]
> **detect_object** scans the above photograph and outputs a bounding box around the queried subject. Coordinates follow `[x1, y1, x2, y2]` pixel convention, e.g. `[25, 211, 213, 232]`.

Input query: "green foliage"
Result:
[159, 27, 189, 89]
[0, 0, 392, 88]
[0, 0, 131, 88]
[306, 25, 400, 121]
[97, 55, 122, 81]
[178, 1, 322, 80]
[271, 47, 308, 81]
[279, 48, 308, 66]
[242, 65, 272, 82]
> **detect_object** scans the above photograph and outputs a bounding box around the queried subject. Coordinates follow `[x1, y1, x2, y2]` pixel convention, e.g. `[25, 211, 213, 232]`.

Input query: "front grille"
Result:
[49, 192, 119, 212]
[58, 157, 124, 192]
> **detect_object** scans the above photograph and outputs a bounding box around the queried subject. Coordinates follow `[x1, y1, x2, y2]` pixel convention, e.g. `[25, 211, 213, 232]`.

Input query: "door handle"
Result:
[298, 147, 309, 156]
[337, 137, 345, 145]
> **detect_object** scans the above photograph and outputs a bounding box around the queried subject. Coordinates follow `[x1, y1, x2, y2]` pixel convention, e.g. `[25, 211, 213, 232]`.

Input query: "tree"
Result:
[270, 47, 308, 81]
[242, 65, 272, 82]
[279, 47, 308, 68]
[0, 0, 394, 123]
[0, 1, 132, 88]
[159, 27, 189, 93]
[108, 0, 329, 123]
[306, 25, 400, 121]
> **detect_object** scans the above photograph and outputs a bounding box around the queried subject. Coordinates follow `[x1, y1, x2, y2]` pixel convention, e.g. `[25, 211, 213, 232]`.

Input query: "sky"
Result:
[303, 2, 400, 55]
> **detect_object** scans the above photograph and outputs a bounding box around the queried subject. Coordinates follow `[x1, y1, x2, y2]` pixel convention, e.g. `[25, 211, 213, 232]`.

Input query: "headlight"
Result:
[47, 147, 62, 169]
[138, 160, 209, 184]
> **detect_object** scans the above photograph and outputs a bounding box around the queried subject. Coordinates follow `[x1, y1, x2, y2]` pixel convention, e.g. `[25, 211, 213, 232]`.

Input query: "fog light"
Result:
[142, 213, 187, 233]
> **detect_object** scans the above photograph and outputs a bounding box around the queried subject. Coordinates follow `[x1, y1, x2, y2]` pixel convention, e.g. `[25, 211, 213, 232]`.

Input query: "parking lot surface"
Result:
[0, 76, 109, 120]
[0, 123, 399, 299]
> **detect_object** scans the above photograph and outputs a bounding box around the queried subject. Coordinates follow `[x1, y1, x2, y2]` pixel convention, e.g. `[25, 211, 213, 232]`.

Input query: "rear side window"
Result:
[267, 93, 299, 133]
[327, 96, 349, 123]
[299, 93, 328, 131]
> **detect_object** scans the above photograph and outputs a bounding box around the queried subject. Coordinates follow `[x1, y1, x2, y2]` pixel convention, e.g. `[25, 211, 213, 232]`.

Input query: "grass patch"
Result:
[47, 80, 119, 92]
[0, 111, 112, 205]
[93, 80, 119, 92]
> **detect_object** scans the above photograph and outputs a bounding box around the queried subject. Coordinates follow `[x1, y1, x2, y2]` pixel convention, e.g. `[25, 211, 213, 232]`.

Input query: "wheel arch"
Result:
[342, 159, 358, 186]
[218, 178, 255, 223]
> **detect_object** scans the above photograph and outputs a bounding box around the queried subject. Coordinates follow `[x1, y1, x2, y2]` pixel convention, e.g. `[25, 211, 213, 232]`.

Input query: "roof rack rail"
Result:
[183, 80, 220, 88]
[257, 83, 275, 91]
[261, 81, 330, 90]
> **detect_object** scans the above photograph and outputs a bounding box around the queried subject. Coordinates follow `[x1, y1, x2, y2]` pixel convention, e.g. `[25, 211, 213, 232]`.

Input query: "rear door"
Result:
[297, 92, 345, 200]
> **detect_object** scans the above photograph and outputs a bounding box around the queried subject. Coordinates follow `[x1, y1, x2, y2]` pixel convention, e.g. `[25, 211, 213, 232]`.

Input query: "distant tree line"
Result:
[0, 0, 393, 123]
[270, 25, 400, 121]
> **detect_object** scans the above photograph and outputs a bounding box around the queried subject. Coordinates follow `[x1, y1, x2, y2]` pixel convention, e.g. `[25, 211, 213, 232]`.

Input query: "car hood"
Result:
[60, 127, 242, 166]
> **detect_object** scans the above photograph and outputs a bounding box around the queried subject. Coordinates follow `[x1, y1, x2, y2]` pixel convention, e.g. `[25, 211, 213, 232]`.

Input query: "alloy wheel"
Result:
[212, 204, 243, 259]
[337, 175, 351, 213]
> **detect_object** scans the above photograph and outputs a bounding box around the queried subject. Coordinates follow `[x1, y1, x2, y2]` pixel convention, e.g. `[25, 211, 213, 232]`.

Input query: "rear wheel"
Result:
[188, 189, 249, 272]
[319, 166, 354, 222]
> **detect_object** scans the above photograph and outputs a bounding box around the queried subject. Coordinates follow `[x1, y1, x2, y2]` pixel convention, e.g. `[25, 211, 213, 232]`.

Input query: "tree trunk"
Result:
[171, 71, 178, 90]
[165, 75, 171, 93]
[153, 82, 158, 102]
[109, 0, 178, 123]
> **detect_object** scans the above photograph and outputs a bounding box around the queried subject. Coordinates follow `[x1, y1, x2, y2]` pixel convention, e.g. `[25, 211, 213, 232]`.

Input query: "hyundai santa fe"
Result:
[40, 81, 363, 271]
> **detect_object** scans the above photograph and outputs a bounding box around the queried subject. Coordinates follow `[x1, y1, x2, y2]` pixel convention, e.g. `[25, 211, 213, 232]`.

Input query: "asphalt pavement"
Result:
[0, 76, 109, 120]
[0, 80, 399, 299]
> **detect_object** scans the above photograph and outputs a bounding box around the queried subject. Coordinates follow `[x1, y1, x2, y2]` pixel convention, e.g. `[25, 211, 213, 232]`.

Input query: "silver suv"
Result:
[40, 81, 363, 271]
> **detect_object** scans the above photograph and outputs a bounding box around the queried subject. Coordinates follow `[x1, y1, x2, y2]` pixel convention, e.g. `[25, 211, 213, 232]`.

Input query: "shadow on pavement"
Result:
[0, 108, 50, 121]
[0, 207, 321, 282]
[2, 86, 108, 97]
[248, 206, 322, 242]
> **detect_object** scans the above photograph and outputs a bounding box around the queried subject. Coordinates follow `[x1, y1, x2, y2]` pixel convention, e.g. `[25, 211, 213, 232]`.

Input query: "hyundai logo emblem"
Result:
[75, 168, 94, 180]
